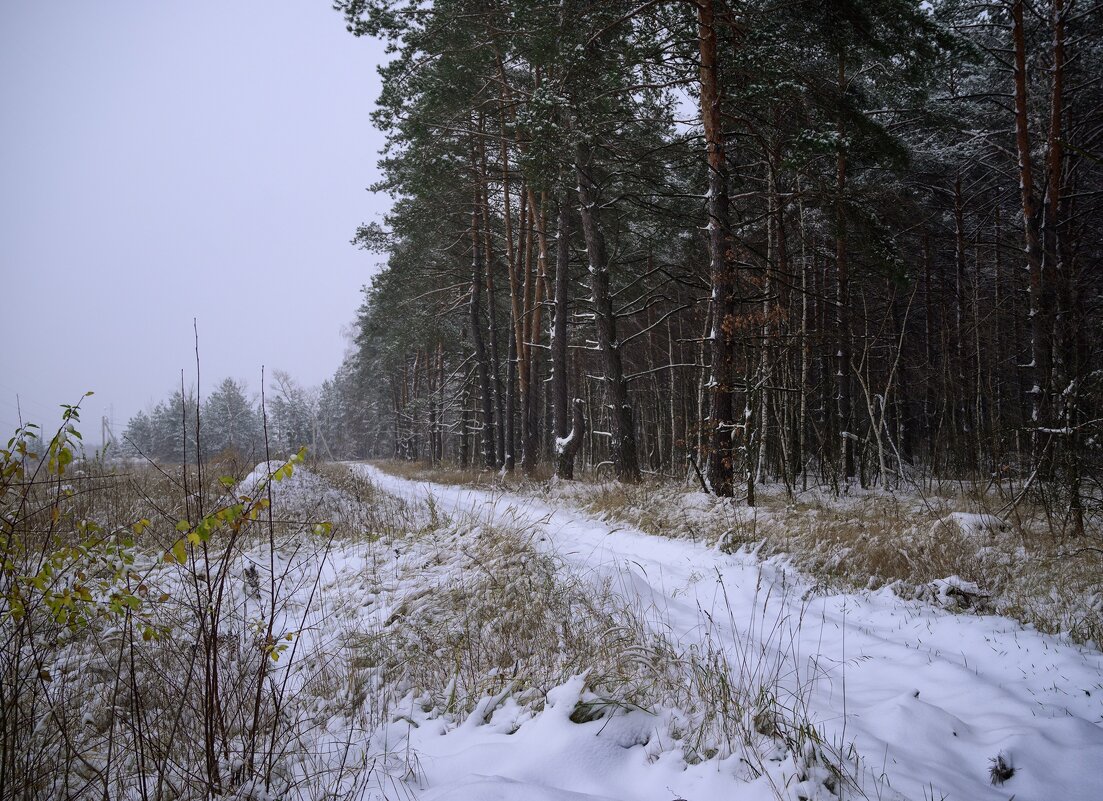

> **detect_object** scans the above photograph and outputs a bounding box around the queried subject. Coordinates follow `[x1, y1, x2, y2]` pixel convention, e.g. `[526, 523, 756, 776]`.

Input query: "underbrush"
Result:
[0, 406, 428, 800]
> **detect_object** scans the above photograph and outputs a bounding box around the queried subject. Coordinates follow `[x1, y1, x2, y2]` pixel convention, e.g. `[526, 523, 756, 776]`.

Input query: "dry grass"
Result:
[593, 481, 1102, 644]
[365, 459, 553, 489]
[347, 522, 668, 716]
[1, 449, 423, 800]
[5, 426, 851, 800]
[12, 450, 801, 796]
[343, 507, 845, 793]
[371, 460, 1103, 646]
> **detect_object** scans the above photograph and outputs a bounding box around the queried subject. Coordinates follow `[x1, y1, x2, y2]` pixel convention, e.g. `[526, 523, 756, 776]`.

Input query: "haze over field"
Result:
[0, 2, 389, 439]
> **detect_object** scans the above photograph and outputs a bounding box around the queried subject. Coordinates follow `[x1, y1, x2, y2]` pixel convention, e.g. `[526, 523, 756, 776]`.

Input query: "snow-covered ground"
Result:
[354, 465, 1103, 801]
[42, 462, 1096, 800]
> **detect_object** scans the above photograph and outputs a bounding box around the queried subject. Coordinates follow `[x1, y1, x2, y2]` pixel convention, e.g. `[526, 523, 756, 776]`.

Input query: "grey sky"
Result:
[0, 1, 388, 443]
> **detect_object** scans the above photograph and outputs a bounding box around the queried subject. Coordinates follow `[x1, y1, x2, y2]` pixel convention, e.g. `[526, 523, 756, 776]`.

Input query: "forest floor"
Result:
[353, 462, 1103, 801]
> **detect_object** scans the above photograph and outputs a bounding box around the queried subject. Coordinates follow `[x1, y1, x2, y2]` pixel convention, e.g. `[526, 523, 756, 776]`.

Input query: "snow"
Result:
[78, 461, 1098, 799]
[236, 459, 359, 518]
[927, 575, 991, 608]
[356, 465, 1103, 801]
[939, 511, 1005, 539]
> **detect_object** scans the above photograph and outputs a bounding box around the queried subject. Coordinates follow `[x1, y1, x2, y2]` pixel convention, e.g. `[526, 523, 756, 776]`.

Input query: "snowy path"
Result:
[356, 465, 1103, 801]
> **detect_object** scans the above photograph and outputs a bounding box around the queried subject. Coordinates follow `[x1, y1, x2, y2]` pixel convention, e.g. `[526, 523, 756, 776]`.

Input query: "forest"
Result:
[7, 3, 1103, 799]
[300, 0, 1103, 526]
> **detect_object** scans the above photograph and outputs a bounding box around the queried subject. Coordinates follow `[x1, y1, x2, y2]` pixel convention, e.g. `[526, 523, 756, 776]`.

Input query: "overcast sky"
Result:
[0, 2, 389, 443]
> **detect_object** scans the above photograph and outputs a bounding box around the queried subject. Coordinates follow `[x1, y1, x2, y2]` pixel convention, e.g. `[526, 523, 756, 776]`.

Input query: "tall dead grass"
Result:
[344, 509, 853, 799]
[582, 480, 1103, 645]
[371, 462, 1103, 646]
[0, 430, 414, 801]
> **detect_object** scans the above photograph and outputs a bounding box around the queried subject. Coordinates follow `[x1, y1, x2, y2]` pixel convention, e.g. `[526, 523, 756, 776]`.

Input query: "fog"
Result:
[0, 1, 389, 444]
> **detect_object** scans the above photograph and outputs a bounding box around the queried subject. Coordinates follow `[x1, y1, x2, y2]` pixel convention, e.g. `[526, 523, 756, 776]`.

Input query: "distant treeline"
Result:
[121, 373, 326, 463]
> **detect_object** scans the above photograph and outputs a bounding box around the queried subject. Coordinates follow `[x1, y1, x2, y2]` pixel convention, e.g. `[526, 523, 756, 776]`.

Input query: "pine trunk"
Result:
[575, 142, 640, 483]
[699, 0, 738, 497]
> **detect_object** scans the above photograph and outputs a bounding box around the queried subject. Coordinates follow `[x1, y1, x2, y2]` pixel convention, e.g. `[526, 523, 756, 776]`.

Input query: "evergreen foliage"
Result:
[329, 0, 1102, 521]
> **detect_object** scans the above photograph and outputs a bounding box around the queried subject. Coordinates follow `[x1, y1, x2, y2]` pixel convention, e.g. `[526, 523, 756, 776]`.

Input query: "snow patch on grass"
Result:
[363, 464, 1103, 801]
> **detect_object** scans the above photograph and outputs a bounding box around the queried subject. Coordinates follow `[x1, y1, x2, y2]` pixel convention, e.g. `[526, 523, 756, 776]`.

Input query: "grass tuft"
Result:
[988, 752, 1015, 785]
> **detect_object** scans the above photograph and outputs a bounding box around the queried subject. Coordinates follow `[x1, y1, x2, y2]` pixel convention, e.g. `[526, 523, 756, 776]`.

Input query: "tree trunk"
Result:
[505, 305, 517, 472]
[479, 133, 506, 467]
[523, 189, 549, 475]
[557, 399, 587, 480]
[470, 204, 497, 470]
[551, 195, 574, 477]
[1012, 0, 1050, 448]
[835, 53, 855, 484]
[699, 0, 738, 497]
[575, 142, 640, 483]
